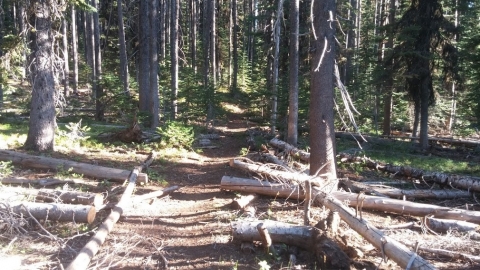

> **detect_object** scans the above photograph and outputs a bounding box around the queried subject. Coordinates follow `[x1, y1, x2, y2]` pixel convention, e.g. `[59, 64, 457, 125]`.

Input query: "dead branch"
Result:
[10, 202, 95, 224]
[269, 138, 310, 162]
[425, 217, 479, 233]
[133, 185, 180, 203]
[404, 242, 480, 263]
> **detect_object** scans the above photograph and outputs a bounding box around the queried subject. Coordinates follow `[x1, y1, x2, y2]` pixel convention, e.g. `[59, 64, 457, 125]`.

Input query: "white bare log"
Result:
[224, 177, 434, 269]
[10, 202, 95, 224]
[404, 242, 480, 263]
[269, 138, 310, 162]
[425, 217, 479, 233]
[133, 185, 180, 202]
[0, 177, 79, 186]
[0, 150, 148, 184]
[232, 194, 256, 209]
[66, 167, 141, 270]
[36, 189, 103, 208]
[221, 176, 480, 224]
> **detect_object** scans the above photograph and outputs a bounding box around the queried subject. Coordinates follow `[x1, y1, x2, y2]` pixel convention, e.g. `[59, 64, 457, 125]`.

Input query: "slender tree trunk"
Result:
[138, 0, 151, 112]
[191, 0, 197, 73]
[93, 0, 104, 121]
[117, 0, 130, 96]
[309, 0, 337, 178]
[71, 5, 79, 95]
[412, 100, 420, 140]
[159, 0, 166, 61]
[382, 0, 396, 136]
[150, 0, 159, 127]
[171, 0, 179, 119]
[24, 0, 56, 152]
[210, 0, 217, 86]
[62, 17, 69, 97]
[287, 0, 299, 146]
[231, 0, 238, 97]
[271, 0, 284, 135]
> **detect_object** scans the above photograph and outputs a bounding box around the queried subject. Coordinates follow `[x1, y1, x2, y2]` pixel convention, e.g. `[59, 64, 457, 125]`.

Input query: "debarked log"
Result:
[0, 150, 148, 184]
[223, 176, 434, 269]
[9, 202, 95, 224]
[221, 176, 480, 224]
[133, 185, 180, 202]
[269, 138, 310, 162]
[36, 189, 103, 208]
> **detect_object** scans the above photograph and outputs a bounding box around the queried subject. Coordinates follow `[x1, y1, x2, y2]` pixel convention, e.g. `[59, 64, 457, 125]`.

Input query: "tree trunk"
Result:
[171, 0, 179, 119]
[149, 0, 159, 128]
[11, 202, 95, 224]
[71, 5, 79, 95]
[231, 0, 238, 97]
[117, 0, 129, 96]
[138, 0, 151, 113]
[62, 17, 69, 97]
[36, 189, 103, 208]
[270, 0, 284, 135]
[24, 0, 56, 152]
[190, 0, 197, 73]
[93, 0, 104, 121]
[0, 150, 148, 184]
[382, 0, 396, 136]
[309, 0, 337, 177]
[210, 0, 217, 86]
[66, 167, 141, 270]
[287, 0, 299, 146]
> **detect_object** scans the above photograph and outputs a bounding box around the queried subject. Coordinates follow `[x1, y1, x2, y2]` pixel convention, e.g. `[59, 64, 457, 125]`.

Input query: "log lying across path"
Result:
[0, 150, 148, 184]
[36, 189, 103, 208]
[9, 202, 95, 224]
[222, 176, 435, 269]
[221, 176, 480, 224]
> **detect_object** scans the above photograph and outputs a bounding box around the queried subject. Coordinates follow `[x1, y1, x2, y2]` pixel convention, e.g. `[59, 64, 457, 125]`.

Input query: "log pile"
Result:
[222, 138, 480, 269]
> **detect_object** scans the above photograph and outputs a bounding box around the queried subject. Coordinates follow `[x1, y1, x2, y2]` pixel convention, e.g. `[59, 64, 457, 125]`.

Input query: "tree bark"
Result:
[11, 202, 95, 224]
[24, 0, 56, 152]
[66, 167, 141, 270]
[117, 0, 129, 96]
[71, 5, 79, 95]
[231, 0, 238, 96]
[220, 176, 480, 224]
[171, 0, 179, 119]
[36, 189, 103, 208]
[224, 177, 435, 269]
[138, 0, 151, 113]
[62, 16, 69, 97]
[93, 0, 104, 121]
[287, 0, 299, 146]
[309, 0, 337, 177]
[0, 150, 148, 183]
[270, 0, 284, 135]
[149, 0, 159, 128]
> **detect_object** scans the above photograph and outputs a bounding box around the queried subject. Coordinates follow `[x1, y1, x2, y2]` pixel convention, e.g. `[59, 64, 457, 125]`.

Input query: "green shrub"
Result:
[156, 121, 195, 150]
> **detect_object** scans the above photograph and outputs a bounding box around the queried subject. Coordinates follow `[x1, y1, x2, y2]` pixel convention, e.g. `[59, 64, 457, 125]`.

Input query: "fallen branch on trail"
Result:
[425, 217, 479, 233]
[133, 185, 180, 203]
[221, 176, 480, 224]
[36, 189, 103, 208]
[66, 151, 155, 270]
[9, 202, 95, 224]
[340, 179, 472, 200]
[0, 177, 80, 186]
[269, 138, 310, 162]
[404, 242, 480, 263]
[223, 176, 435, 269]
[0, 150, 148, 184]
[338, 152, 480, 192]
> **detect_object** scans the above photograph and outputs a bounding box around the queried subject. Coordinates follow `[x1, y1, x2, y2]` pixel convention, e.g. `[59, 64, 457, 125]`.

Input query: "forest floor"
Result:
[1, 109, 480, 269]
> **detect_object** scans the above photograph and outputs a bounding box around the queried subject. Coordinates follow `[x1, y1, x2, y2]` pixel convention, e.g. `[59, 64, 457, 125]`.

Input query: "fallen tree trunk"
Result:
[340, 179, 471, 200]
[0, 177, 80, 186]
[269, 138, 310, 162]
[221, 176, 480, 224]
[10, 202, 95, 224]
[0, 150, 148, 184]
[223, 176, 434, 269]
[133, 185, 180, 202]
[425, 217, 479, 233]
[36, 189, 103, 208]
[66, 167, 141, 270]
[338, 153, 480, 192]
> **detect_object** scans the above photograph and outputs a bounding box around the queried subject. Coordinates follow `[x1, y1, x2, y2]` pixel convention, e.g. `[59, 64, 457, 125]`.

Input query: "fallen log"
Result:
[9, 202, 95, 224]
[66, 166, 142, 270]
[338, 153, 480, 192]
[133, 185, 180, 202]
[425, 217, 479, 233]
[269, 138, 310, 162]
[36, 189, 103, 208]
[223, 177, 434, 269]
[0, 150, 148, 184]
[0, 177, 79, 186]
[404, 242, 480, 263]
[221, 176, 480, 224]
[340, 179, 472, 200]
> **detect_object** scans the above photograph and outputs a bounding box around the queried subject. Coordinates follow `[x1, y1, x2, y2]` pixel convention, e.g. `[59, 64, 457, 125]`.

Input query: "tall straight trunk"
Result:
[287, 0, 299, 146]
[171, 0, 179, 119]
[210, 0, 217, 86]
[159, 0, 166, 61]
[309, 0, 337, 178]
[203, 0, 210, 91]
[190, 0, 197, 73]
[117, 0, 129, 96]
[231, 0, 238, 97]
[150, 0, 159, 128]
[271, 0, 284, 135]
[17, 3, 27, 80]
[382, 0, 396, 136]
[62, 17, 69, 97]
[446, 0, 458, 133]
[0, 0, 3, 109]
[93, 0, 103, 121]
[138, 0, 151, 112]
[71, 5, 79, 95]
[24, 0, 56, 152]
[412, 100, 420, 140]
[228, 0, 233, 87]
[85, 8, 94, 70]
